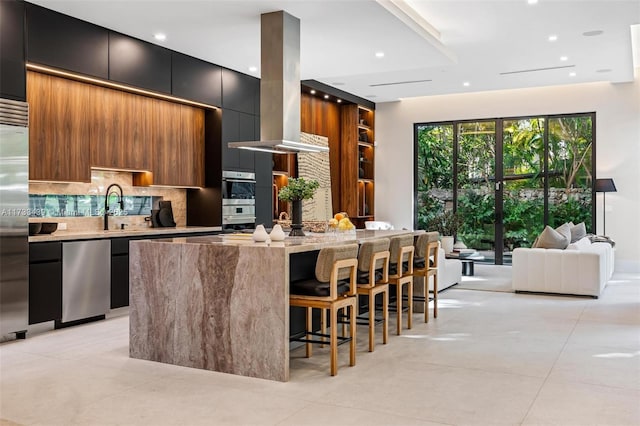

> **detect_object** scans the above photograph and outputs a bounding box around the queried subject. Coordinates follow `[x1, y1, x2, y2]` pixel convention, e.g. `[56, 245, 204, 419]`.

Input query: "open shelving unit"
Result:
[341, 104, 375, 228]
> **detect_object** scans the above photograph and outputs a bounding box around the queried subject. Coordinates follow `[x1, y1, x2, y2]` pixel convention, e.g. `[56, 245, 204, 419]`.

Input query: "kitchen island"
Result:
[129, 229, 414, 382]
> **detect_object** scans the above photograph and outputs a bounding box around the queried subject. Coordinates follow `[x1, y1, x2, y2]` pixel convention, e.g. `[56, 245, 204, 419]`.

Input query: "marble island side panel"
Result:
[130, 240, 289, 382]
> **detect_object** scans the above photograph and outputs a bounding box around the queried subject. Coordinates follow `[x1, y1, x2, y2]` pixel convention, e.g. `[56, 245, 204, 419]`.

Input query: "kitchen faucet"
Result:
[104, 183, 124, 231]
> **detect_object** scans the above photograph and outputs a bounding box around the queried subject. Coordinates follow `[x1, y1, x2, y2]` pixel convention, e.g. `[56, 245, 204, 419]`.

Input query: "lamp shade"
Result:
[595, 178, 617, 193]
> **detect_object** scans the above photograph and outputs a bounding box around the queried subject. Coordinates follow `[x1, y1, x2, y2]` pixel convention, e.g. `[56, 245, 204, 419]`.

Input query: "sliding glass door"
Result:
[456, 121, 497, 263]
[415, 113, 595, 265]
[502, 118, 545, 263]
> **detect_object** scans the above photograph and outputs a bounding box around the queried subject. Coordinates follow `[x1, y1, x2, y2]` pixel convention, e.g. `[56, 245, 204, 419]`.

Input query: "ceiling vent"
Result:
[500, 65, 575, 75]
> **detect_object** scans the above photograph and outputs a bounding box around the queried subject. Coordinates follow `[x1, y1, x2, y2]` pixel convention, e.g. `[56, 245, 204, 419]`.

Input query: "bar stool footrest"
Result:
[290, 331, 352, 347]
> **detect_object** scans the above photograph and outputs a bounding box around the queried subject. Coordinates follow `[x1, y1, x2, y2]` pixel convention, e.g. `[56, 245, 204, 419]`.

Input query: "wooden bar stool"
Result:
[289, 244, 359, 376]
[388, 234, 415, 335]
[413, 232, 440, 322]
[355, 238, 390, 352]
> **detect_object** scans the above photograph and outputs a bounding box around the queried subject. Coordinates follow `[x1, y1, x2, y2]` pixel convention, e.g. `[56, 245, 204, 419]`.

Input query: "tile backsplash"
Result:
[29, 170, 186, 231]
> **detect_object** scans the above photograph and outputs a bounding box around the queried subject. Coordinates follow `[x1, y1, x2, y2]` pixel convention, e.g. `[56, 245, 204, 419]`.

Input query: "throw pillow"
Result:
[555, 222, 572, 248]
[535, 225, 570, 249]
[570, 222, 587, 243]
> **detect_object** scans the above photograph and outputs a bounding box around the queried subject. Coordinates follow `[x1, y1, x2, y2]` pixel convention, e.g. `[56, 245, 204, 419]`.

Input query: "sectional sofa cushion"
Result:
[570, 222, 587, 243]
[534, 224, 571, 249]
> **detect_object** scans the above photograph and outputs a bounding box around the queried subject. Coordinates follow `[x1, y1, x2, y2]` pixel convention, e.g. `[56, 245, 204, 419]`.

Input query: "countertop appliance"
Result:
[222, 171, 256, 229]
[61, 240, 110, 324]
[0, 98, 29, 340]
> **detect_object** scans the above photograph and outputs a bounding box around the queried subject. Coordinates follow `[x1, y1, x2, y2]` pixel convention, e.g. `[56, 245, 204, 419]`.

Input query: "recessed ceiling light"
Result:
[527, 0, 538, 4]
[332, 82, 345, 86]
[560, 56, 568, 61]
[548, 34, 558, 42]
[596, 68, 612, 73]
[154, 33, 167, 41]
[324, 94, 330, 99]
[310, 89, 316, 94]
[366, 95, 377, 98]
[248, 66, 257, 73]
[569, 72, 577, 77]
[337, 99, 342, 103]
[583, 30, 604, 37]
[463, 81, 470, 87]
[375, 51, 385, 58]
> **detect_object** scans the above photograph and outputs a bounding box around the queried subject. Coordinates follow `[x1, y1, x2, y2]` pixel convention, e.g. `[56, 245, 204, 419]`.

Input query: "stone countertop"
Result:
[142, 229, 417, 254]
[28, 226, 223, 243]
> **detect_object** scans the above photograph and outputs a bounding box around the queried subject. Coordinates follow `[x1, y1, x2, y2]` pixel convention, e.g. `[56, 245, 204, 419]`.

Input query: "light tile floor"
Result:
[1, 271, 639, 426]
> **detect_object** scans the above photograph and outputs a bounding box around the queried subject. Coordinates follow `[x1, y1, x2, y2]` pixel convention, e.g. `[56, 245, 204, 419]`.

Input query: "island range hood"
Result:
[228, 11, 329, 154]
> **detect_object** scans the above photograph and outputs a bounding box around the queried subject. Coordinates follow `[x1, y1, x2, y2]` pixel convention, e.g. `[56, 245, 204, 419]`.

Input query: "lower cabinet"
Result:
[29, 242, 62, 325]
[110, 237, 130, 309]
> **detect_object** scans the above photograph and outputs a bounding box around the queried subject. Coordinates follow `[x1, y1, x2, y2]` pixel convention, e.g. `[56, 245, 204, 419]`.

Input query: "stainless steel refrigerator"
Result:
[0, 98, 29, 340]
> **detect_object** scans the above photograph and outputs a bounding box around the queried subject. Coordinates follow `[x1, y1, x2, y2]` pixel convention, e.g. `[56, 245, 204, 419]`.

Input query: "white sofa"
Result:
[435, 246, 462, 291]
[512, 237, 614, 298]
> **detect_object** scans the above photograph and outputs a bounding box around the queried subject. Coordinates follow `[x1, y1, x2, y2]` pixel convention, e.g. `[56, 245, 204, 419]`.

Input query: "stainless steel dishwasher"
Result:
[62, 240, 111, 323]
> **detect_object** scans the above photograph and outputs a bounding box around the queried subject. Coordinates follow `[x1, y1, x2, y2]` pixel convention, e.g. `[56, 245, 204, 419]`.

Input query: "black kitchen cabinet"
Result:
[238, 111, 256, 172]
[0, 0, 26, 101]
[110, 237, 130, 309]
[255, 152, 273, 226]
[254, 118, 273, 225]
[221, 69, 259, 115]
[29, 242, 62, 325]
[221, 109, 256, 172]
[109, 32, 171, 93]
[221, 109, 240, 171]
[26, 3, 109, 79]
[172, 53, 222, 107]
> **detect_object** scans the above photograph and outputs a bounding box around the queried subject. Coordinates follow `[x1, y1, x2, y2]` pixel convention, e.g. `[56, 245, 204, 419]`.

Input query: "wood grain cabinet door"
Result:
[151, 101, 204, 187]
[28, 72, 91, 182]
[90, 89, 152, 171]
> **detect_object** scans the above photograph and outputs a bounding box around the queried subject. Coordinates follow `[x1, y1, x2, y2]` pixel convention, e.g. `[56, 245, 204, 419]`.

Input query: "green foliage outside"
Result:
[416, 115, 593, 250]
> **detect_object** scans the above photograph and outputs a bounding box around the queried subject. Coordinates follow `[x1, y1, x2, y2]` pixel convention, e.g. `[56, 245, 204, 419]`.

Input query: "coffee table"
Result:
[445, 251, 485, 276]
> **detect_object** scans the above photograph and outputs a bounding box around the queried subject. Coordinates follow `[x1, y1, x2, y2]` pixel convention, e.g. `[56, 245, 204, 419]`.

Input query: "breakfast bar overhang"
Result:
[129, 230, 414, 382]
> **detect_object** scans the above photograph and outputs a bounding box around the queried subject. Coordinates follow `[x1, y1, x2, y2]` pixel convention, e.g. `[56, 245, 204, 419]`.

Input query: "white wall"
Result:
[375, 76, 640, 272]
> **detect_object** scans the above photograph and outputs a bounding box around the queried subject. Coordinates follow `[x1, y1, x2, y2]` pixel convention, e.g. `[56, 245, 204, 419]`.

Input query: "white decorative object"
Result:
[453, 240, 467, 250]
[269, 224, 286, 241]
[441, 236, 454, 254]
[252, 224, 269, 242]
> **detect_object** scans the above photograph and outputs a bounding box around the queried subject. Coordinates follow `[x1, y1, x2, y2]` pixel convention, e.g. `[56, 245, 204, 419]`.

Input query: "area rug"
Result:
[453, 264, 514, 293]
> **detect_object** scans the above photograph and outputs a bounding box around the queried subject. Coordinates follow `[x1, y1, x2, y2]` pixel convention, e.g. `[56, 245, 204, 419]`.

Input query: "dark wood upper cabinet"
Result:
[27, 71, 91, 182]
[0, 0, 26, 101]
[108, 32, 171, 93]
[151, 102, 205, 187]
[221, 69, 259, 115]
[90, 88, 152, 172]
[172, 53, 222, 107]
[26, 3, 108, 79]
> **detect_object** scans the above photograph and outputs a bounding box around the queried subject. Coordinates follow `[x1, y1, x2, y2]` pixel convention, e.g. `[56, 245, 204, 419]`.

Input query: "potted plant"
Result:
[278, 177, 320, 236]
[427, 210, 463, 253]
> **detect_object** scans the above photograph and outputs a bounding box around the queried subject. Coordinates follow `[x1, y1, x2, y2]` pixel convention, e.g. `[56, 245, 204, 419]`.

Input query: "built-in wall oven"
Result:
[222, 171, 256, 229]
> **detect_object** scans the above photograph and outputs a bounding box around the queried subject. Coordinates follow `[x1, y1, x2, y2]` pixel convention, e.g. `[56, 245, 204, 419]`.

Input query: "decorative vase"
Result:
[269, 224, 286, 241]
[289, 200, 305, 237]
[252, 224, 269, 242]
[441, 236, 454, 254]
[453, 240, 467, 250]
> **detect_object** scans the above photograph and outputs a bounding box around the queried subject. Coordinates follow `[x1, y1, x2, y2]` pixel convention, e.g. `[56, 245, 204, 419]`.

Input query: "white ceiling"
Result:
[30, 0, 640, 103]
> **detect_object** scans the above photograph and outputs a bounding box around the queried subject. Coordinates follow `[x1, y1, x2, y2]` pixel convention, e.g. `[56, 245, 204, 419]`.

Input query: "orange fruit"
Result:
[334, 213, 344, 221]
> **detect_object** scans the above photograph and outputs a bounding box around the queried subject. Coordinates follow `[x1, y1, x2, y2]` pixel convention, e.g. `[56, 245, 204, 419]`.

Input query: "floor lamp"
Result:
[595, 178, 617, 236]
